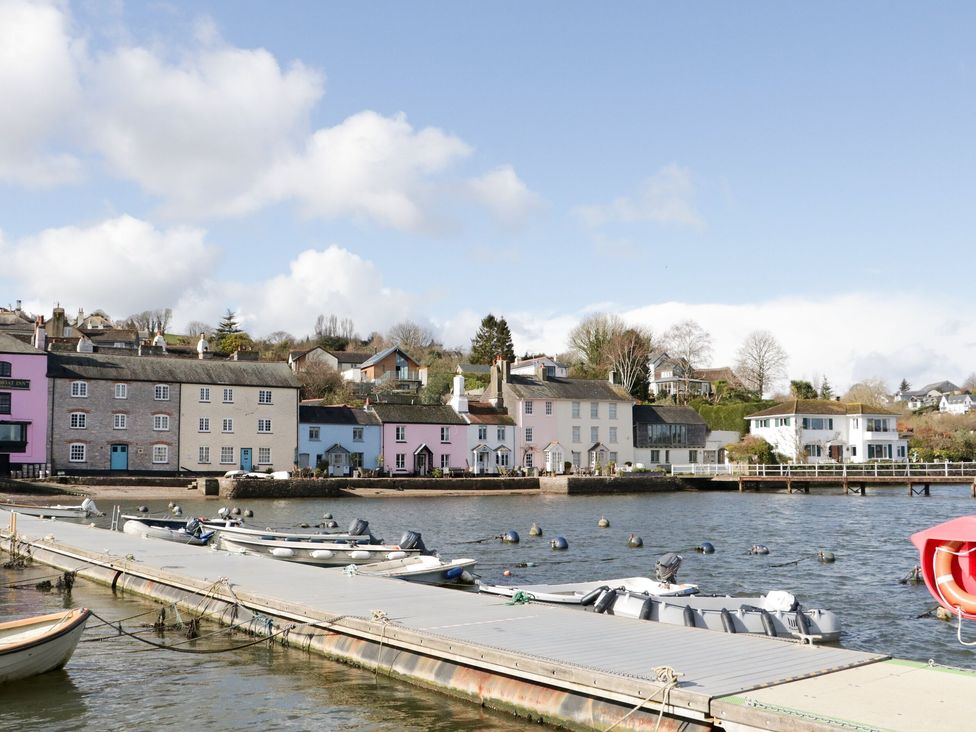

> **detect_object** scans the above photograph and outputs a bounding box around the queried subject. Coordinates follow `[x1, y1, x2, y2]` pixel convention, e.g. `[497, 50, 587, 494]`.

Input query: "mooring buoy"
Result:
[627, 534, 643, 548]
[750, 544, 769, 555]
[502, 530, 520, 544]
[598, 516, 610, 528]
[231, 507, 242, 516]
[137, 505, 149, 513]
[323, 513, 333, 520]
[243, 509, 254, 518]
[550, 536, 569, 550]
[529, 522, 542, 536]
[697, 541, 715, 554]
[817, 550, 835, 563]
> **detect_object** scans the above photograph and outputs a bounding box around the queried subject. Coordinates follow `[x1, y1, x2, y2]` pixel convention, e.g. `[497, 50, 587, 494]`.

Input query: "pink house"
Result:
[370, 404, 467, 476]
[0, 332, 49, 475]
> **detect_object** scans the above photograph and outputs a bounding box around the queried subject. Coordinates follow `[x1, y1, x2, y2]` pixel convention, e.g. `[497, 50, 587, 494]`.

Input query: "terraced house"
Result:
[47, 353, 299, 474]
[0, 332, 48, 476]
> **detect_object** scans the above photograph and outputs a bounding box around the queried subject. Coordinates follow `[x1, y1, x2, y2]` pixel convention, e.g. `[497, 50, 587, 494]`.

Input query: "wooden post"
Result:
[738, 476, 744, 493]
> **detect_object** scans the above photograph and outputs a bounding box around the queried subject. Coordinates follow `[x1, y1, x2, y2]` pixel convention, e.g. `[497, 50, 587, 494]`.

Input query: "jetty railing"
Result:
[671, 461, 976, 478]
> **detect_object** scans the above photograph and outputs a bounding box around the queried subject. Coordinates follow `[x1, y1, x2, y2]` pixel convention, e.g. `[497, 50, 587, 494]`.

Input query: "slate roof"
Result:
[633, 405, 707, 426]
[369, 403, 466, 425]
[908, 380, 960, 397]
[746, 399, 896, 419]
[360, 346, 418, 369]
[942, 394, 972, 404]
[299, 405, 381, 426]
[331, 350, 372, 365]
[47, 352, 299, 388]
[465, 402, 516, 426]
[0, 332, 43, 355]
[504, 374, 634, 402]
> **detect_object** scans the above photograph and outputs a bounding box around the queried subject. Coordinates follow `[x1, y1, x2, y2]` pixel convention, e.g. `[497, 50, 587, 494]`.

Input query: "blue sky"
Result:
[1, 1, 974, 391]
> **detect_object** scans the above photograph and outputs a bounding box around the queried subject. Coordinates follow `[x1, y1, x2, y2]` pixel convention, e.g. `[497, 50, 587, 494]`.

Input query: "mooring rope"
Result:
[506, 591, 535, 605]
[602, 665, 683, 732]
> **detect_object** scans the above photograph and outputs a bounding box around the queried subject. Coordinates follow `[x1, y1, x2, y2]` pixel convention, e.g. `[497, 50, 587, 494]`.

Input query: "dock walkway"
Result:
[3, 509, 973, 731]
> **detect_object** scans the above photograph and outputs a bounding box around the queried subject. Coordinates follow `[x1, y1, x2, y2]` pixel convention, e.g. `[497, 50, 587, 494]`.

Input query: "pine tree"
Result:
[819, 375, 833, 400]
[216, 309, 242, 335]
[470, 314, 516, 364]
[899, 378, 911, 393]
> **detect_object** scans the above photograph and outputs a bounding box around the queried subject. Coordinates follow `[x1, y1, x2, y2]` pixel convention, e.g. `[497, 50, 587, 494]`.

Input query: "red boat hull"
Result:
[911, 516, 976, 619]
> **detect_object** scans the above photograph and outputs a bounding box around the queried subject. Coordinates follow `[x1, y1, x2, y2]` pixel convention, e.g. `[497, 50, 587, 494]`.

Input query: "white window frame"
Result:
[609, 403, 617, 419]
[525, 427, 533, 442]
[199, 387, 210, 403]
[572, 426, 581, 443]
[222, 388, 234, 403]
[113, 414, 127, 430]
[353, 427, 364, 442]
[590, 402, 599, 418]
[70, 381, 88, 398]
[395, 425, 406, 442]
[152, 444, 169, 464]
[395, 453, 405, 470]
[571, 401, 580, 419]
[199, 417, 210, 433]
[69, 443, 86, 462]
[220, 446, 234, 464]
[545, 401, 552, 415]
[258, 447, 271, 464]
[153, 414, 170, 431]
[258, 390, 272, 405]
[114, 383, 127, 400]
[154, 384, 170, 401]
[496, 427, 506, 440]
[440, 426, 450, 443]
[478, 426, 488, 441]
[524, 400, 533, 415]
[199, 446, 210, 464]
[69, 412, 87, 429]
[222, 418, 234, 433]
[440, 454, 450, 469]
[609, 426, 618, 444]
[590, 426, 599, 443]
[257, 418, 272, 433]
[308, 426, 320, 441]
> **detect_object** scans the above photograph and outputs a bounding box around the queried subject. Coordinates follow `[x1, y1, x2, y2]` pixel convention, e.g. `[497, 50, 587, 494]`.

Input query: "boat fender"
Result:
[348, 518, 370, 536]
[639, 596, 656, 620]
[529, 522, 543, 536]
[697, 541, 715, 554]
[682, 605, 696, 628]
[271, 548, 295, 558]
[720, 608, 737, 633]
[579, 586, 610, 607]
[794, 609, 811, 636]
[550, 536, 569, 551]
[444, 566, 464, 580]
[399, 531, 427, 552]
[593, 589, 618, 615]
[310, 549, 334, 560]
[348, 550, 371, 560]
[759, 609, 777, 637]
[386, 551, 407, 560]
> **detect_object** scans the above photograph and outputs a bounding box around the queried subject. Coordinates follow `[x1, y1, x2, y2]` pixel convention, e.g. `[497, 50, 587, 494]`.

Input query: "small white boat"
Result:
[0, 608, 91, 683]
[206, 518, 380, 545]
[122, 518, 215, 546]
[3, 497, 102, 519]
[344, 555, 478, 585]
[217, 530, 427, 567]
[478, 576, 700, 603]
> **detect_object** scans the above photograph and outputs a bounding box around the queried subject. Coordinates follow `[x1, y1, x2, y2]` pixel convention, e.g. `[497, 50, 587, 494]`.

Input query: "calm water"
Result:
[3, 487, 975, 730]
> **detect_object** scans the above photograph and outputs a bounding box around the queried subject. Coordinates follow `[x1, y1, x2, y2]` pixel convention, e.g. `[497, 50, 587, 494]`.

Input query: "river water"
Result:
[2, 487, 975, 730]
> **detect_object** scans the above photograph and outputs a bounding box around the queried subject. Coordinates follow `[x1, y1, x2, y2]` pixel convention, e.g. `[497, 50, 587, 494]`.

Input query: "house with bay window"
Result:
[370, 403, 467, 476]
[746, 399, 907, 464]
[0, 332, 48, 476]
[483, 358, 635, 473]
[298, 405, 381, 475]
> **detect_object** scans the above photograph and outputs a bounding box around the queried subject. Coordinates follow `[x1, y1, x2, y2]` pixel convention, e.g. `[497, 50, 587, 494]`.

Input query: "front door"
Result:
[0, 454, 9, 477]
[240, 448, 252, 471]
[110, 444, 128, 470]
[330, 453, 346, 476]
[477, 451, 488, 474]
[416, 452, 429, 476]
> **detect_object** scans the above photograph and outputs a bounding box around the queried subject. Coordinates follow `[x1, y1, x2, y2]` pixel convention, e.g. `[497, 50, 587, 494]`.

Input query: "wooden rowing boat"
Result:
[0, 608, 90, 683]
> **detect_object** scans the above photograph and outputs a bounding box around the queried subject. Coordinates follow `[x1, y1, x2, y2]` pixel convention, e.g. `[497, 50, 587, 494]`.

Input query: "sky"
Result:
[1, 0, 975, 394]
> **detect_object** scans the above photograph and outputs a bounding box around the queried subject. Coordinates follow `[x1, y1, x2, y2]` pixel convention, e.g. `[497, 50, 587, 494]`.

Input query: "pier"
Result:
[3, 508, 975, 731]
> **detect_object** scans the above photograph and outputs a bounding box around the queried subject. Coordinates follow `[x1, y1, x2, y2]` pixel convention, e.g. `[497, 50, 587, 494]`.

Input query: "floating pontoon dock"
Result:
[3, 509, 973, 731]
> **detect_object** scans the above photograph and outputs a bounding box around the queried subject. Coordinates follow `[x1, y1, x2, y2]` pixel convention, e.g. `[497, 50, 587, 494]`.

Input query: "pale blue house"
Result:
[298, 405, 381, 475]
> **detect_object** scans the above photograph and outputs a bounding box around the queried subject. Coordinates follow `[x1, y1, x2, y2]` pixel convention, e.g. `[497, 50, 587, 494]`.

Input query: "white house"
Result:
[896, 380, 959, 411]
[940, 394, 974, 415]
[510, 355, 569, 379]
[449, 371, 516, 474]
[746, 399, 907, 464]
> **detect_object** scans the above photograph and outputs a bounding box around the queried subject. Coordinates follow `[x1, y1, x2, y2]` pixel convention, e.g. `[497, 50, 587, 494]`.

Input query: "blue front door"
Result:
[240, 448, 252, 471]
[110, 444, 128, 470]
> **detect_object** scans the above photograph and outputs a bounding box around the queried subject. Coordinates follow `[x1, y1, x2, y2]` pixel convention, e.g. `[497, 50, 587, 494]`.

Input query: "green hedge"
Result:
[689, 399, 776, 433]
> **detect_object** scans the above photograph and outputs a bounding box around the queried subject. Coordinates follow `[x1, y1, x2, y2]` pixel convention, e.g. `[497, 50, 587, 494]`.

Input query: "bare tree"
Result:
[298, 362, 353, 402]
[567, 313, 625, 373]
[663, 320, 713, 399]
[963, 372, 976, 392]
[605, 327, 654, 396]
[844, 378, 891, 406]
[339, 317, 357, 340]
[386, 320, 435, 354]
[734, 330, 788, 398]
[185, 320, 214, 337]
[125, 308, 172, 334]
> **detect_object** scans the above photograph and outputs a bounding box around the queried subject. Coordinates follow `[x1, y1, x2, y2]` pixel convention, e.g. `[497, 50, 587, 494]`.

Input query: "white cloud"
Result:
[86, 44, 324, 218]
[0, 0, 83, 185]
[467, 165, 542, 226]
[261, 111, 472, 230]
[0, 215, 217, 317]
[577, 164, 703, 228]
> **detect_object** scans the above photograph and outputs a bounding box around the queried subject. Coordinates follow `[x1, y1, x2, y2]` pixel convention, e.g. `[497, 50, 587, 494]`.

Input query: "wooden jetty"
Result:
[737, 474, 976, 496]
[3, 508, 974, 732]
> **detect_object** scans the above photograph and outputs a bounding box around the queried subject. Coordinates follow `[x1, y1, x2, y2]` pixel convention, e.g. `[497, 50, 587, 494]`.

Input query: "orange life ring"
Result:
[934, 541, 976, 616]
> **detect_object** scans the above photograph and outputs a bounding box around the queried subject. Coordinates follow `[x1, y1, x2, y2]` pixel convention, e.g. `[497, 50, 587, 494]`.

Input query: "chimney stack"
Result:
[450, 367, 468, 414]
[32, 315, 46, 351]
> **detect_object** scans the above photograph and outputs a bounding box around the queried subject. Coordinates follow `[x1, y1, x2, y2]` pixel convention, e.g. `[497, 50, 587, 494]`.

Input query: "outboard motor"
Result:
[399, 531, 428, 554]
[655, 552, 682, 584]
[185, 517, 203, 537]
[348, 518, 370, 536]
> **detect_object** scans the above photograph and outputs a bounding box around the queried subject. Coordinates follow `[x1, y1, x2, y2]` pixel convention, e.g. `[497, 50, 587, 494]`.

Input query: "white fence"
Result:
[671, 462, 976, 478]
